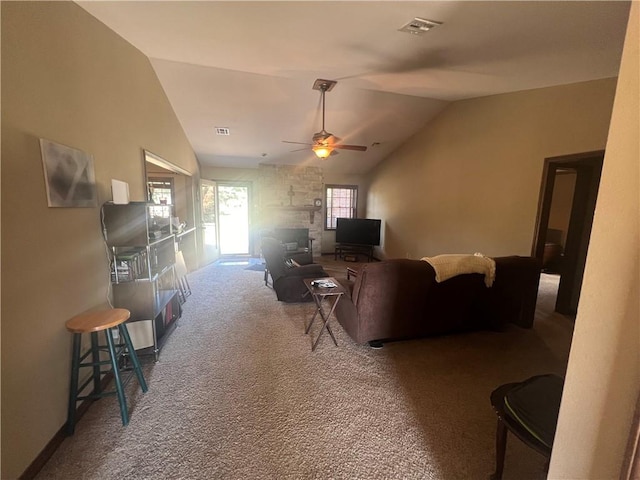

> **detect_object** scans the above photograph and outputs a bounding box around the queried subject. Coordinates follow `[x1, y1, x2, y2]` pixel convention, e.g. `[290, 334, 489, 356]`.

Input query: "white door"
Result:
[217, 183, 250, 255]
[200, 180, 219, 265]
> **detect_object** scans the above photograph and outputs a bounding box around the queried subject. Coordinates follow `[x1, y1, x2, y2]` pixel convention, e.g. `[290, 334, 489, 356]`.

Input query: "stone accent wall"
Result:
[256, 164, 324, 256]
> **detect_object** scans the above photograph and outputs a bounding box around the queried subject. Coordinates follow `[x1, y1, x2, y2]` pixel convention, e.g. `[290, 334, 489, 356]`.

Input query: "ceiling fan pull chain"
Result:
[321, 86, 326, 133]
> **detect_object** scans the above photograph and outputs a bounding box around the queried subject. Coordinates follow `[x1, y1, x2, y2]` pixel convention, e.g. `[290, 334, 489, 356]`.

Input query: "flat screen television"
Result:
[335, 218, 381, 246]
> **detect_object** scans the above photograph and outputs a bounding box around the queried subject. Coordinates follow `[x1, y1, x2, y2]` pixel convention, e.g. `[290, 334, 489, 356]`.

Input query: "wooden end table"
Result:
[303, 277, 346, 351]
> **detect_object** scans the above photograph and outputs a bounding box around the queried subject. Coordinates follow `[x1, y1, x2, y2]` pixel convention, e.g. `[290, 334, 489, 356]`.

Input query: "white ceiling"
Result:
[77, 1, 630, 174]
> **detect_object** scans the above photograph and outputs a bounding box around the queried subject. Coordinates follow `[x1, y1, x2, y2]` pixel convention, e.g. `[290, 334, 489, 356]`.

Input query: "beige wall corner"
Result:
[549, 3, 639, 479]
[366, 78, 617, 260]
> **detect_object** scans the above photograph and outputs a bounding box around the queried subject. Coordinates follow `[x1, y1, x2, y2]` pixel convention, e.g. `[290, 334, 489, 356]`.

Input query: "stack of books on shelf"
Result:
[111, 248, 148, 282]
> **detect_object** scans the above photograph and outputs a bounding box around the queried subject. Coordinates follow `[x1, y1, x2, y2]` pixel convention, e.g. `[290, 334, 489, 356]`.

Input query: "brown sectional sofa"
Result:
[335, 257, 540, 345]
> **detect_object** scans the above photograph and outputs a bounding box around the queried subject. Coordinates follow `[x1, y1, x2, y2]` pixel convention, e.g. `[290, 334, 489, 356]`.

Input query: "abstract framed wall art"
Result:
[39, 139, 97, 207]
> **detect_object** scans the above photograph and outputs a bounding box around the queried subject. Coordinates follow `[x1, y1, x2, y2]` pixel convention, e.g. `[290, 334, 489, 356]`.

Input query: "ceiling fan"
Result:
[283, 79, 367, 159]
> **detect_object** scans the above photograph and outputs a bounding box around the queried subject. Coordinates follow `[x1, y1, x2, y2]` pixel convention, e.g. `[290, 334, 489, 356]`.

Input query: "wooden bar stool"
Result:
[65, 308, 148, 435]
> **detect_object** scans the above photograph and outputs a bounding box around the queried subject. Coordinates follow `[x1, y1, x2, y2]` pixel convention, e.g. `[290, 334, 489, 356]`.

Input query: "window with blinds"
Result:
[147, 177, 174, 218]
[325, 185, 358, 230]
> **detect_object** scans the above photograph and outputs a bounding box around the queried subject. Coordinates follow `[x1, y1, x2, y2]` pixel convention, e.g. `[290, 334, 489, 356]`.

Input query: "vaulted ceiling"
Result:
[78, 1, 630, 174]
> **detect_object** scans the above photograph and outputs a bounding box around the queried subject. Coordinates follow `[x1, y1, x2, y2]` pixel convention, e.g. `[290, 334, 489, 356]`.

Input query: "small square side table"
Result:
[303, 277, 346, 351]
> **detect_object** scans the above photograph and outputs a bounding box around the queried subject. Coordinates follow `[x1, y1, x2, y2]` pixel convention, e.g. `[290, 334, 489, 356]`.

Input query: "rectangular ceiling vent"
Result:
[399, 17, 442, 35]
[215, 127, 230, 136]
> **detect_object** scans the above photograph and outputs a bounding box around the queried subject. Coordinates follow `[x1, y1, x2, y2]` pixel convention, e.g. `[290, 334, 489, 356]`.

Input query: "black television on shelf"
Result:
[335, 218, 381, 246]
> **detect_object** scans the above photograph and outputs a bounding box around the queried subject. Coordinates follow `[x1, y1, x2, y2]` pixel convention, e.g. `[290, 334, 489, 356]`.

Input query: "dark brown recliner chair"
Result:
[261, 237, 327, 303]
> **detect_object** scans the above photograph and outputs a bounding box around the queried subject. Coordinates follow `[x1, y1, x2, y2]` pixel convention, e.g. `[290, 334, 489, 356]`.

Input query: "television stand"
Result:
[334, 243, 374, 262]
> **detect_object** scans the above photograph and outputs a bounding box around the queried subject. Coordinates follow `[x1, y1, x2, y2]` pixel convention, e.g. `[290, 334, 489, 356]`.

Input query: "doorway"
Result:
[532, 151, 604, 315]
[217, 182, 251, 256]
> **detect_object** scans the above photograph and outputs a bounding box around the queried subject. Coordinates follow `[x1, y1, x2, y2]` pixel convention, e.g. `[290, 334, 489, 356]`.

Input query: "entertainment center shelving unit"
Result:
[102, 202, 181, 360]
[334, 243, 374, 262]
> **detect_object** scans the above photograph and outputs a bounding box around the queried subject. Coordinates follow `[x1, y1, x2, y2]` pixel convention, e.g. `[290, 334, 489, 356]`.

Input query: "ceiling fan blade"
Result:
[289, 147, 310, 152]
[332, 144, 368, 152]
[282, 140, 312, 146]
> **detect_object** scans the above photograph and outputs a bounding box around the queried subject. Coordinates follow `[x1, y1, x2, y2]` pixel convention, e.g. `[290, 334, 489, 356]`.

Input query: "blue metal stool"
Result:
[65, 308, 148, 435]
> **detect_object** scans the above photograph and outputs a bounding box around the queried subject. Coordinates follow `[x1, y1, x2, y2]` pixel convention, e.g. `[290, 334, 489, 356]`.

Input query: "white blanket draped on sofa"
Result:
[421, 253, 496, 287]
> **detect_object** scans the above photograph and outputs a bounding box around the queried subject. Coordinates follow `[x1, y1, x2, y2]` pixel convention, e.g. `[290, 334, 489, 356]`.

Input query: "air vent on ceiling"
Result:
[215, 127, 230, 136]
[398, 17, 442, 35]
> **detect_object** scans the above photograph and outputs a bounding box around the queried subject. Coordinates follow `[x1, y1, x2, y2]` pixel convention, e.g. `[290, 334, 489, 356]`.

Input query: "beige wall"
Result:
[549, 3, 639, 478]
[367, 78, 617, 260]
[1, 3, 199, 478]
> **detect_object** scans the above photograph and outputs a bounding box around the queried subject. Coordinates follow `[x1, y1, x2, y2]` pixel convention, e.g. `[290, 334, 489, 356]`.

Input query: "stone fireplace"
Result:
[256, 164, 323, 256]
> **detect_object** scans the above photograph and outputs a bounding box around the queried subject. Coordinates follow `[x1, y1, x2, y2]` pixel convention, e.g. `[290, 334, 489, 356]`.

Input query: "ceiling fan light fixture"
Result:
[313, 145, 333, 159]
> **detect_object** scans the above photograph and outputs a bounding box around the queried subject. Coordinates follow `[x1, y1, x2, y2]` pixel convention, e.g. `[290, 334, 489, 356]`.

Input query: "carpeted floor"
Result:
[36, 262, 572, 479]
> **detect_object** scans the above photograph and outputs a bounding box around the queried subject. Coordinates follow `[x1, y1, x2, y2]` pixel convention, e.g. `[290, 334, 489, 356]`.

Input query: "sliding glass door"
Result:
[200, 180, 219, 265]
[217, 182, 250, 256]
